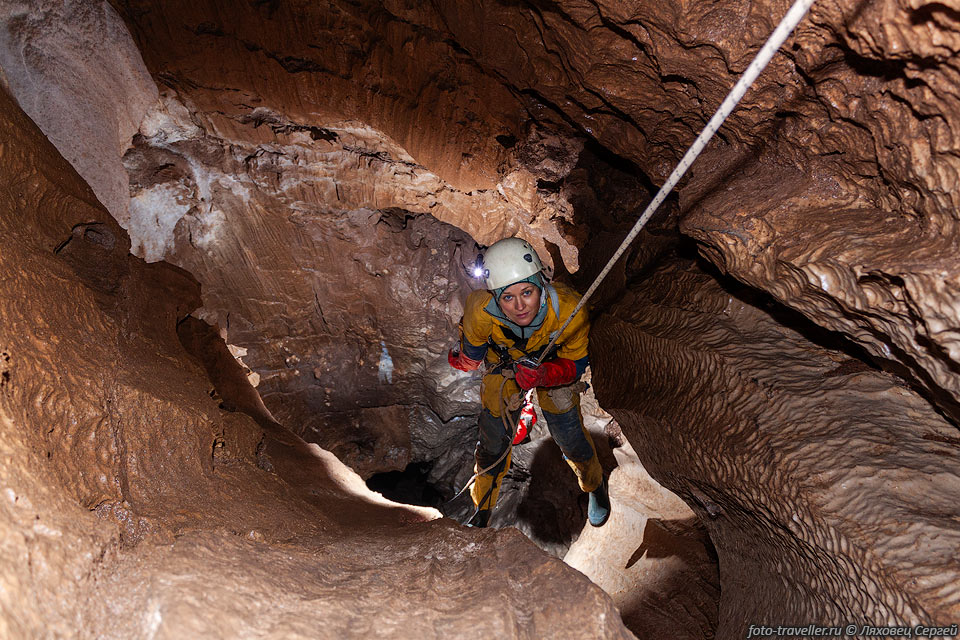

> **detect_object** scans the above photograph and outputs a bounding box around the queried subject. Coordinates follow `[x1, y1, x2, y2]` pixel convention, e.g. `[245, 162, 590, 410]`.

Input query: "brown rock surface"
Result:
[592, 257, 960, 635]
[377, 0, 960, 430]
[108, 0, 584, 268]
[109, 0, 518, 194]
[4, 0, 960, 635]
[0, 81, 634, 638]
[681, 157, 960, 426]
[0, 0, 158, 222]
[82, 522, 630, 640]
[565, 436, 719, 639]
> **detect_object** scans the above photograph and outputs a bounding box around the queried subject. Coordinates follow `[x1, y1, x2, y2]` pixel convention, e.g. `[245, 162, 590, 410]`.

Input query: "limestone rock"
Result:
[593, 258, 960, 636]
[0, 78, 635, 638]
[6, 0, 960, 635]
[0, 0, 158, 222]
[565, 437, 719, 640]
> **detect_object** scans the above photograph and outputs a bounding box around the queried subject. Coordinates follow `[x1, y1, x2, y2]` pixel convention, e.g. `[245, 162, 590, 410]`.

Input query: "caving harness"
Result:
[448, 287, 562, 516]
[454, 0, 817, 523]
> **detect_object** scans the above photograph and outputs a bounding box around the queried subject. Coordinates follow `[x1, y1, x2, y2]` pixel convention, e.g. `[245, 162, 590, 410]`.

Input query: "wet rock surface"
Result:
[121, 92, 487, 461]
[565, 433, 720, 640]
[108, 0, 585, 269]
[371, 0, 960, 437]
[0, 0, 158, 222]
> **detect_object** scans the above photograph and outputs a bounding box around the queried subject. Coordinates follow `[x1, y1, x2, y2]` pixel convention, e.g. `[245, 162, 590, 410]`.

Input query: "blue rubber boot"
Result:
[588, 477, 610, 527]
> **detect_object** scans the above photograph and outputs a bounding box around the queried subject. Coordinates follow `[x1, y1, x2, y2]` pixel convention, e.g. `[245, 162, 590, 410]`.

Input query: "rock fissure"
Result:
[2, 0, 960, 637]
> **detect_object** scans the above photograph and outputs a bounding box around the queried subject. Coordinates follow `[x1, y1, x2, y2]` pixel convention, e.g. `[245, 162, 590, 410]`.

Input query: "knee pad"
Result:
[545, 384, 577, 413]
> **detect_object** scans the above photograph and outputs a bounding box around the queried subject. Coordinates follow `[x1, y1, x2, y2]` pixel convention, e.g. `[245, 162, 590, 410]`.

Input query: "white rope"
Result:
[536, 0, 816, 365]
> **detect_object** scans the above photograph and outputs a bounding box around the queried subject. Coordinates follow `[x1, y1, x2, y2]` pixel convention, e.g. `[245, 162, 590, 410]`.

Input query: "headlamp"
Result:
[472, 256, 486, 280]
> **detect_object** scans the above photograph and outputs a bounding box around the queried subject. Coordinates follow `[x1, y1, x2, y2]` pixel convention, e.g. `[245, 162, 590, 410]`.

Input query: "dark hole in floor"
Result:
[366, 461, 445, 508]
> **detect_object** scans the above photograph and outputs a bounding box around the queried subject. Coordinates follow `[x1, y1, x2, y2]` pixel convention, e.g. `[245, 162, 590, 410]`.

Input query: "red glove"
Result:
[514, 358, 576, 390]
[448, 349, 482, 372]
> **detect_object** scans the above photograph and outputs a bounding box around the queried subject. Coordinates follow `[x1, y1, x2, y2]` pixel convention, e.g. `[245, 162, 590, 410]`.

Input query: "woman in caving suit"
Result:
[448, 237, 610, 528]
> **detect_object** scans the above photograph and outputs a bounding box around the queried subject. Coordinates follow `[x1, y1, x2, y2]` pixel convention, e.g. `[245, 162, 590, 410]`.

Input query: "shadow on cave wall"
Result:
[366, 461, 446, 508]
[511, 437, 584, 546]
[367, 420, 622, 557]
[511, 426, 621, 548]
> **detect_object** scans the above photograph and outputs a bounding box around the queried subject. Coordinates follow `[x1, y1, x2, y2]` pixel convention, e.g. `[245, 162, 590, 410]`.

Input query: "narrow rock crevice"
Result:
[1, 0, 959, 638]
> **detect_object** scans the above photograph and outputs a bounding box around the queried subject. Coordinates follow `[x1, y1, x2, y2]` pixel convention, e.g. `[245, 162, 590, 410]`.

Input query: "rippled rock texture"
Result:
[1, 0, 583, 493]
[4, 0, 960, 634]
[108, 0, 586, 267]
[123, 109, 485, 468]
[1, 0, 613, 574]
[25, 0, 960, 434]
[385, 0, 960, 430]
[0, 0, 157, 222]
[566, 430, 720, 639]
[593, 257, 960, 637]
[0, 76, 633, 638]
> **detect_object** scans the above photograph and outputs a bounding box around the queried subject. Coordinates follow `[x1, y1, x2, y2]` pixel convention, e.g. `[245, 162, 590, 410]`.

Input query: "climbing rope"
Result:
[451, 0, 817, 521]
[535, 0, 817, 366]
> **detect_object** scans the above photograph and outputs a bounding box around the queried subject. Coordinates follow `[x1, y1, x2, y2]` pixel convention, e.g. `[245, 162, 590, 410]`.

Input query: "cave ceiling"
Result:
[1, 0, 960, 636]
[97, 0, 960, 428]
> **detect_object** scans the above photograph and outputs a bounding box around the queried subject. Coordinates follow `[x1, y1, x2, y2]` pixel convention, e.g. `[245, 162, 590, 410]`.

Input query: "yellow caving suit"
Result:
[459, 282, 602, 513]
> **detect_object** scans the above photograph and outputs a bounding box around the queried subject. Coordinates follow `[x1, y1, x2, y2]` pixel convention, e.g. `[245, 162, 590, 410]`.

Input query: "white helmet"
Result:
[481, 237, 544, 291]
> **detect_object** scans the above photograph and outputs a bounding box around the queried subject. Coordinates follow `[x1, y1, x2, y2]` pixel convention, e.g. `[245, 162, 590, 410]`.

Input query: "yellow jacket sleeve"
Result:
[462, 289, 495, 350]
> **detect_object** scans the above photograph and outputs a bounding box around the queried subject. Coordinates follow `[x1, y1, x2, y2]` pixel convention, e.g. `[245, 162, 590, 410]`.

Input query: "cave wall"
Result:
[385, 0, 960, 428]
[0, 76, 212, 533]
[122, 99, 486, 475]
[1, 0, 589, 483]
[0, 83, 125, 637]
[109, 0, 960, 447]
[4, 0, 960, 635]
[377, 1, 960, 629]
[107, 0, 586, 268]
[0, 71, 634, 639]
[0, 73, 217, 633]
[0, 0, 158, 222]
[0, 0, 612, 557]
[22, 0, 960, 413]
[592, 256, 960, 632]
